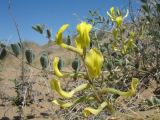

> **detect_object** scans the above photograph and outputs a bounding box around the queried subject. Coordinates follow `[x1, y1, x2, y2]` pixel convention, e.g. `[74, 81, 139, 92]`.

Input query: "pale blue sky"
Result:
[0, 0, 140, 45]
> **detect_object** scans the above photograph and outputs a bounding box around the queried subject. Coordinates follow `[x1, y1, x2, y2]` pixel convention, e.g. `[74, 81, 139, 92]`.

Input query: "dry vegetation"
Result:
[0, 0, 160, 120]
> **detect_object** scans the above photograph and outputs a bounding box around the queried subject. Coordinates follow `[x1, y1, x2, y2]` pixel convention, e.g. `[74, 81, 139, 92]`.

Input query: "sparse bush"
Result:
[1, 1, 160, 119]
[49, 12, 140, 118]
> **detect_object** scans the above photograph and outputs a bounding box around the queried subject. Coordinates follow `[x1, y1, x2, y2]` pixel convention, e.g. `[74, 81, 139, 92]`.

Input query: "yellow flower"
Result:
[53, 57, 63, 78]
[107, 7, 129, 27]
[75, 22, 92, 51]
[83, 101, 108, 117]
[55, 24, 69, 48]
[85, 48, 104, 79]
[55, 22, 92, 55]
[83, 100, 114, 117]
[107, 7, 116, 21]
[115, 16, 123, 27]
[52, 96, 86, 108]
[52, 99, 74, 108]
[50, 79, 89, 98]
[100, 78, 140, 97]
[110, 7, 115, 16]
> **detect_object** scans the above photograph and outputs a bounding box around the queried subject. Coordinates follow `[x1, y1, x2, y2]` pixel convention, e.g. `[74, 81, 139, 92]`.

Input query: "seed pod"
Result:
[66, 35, 71, 45]
[0, 48, 7, 60]
[25, 49, 35, 64]
[58, 58, 64, 70]
[40, 54, 49, 69]
[72, 58, 80, 72]
[11, 43, 21, 57]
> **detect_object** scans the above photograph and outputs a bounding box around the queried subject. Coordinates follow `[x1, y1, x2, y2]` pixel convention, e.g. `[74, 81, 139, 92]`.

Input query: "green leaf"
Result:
[105, 62, 112, 71]
[153, 97, 160, 105]
[11, 43, 21, 57]
[142, 5, 149, 13]
[25, 49, 35, 64]
[32, 24, 45, 34]
[72, 58, 80, 71]
[157, 4, 160, 12]
[140, 0, 147, 3]
[145, 98, 154, 106]
[46, 29, 52, 38]
[58, 58, 64, 71]
[145, 16, 151, 22]
[66, 35, 71, 45]
[40, 54, 49, 69]
[0, 48, 7, 60]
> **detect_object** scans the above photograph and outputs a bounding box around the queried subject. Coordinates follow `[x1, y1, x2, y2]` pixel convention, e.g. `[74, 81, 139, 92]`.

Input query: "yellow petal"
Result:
[50, 79, 89, 98]
[53, 57, 63, 78]
[66, 45, 83, 55]
[50, 79, 73, 98]
[85, 48, 104, 79]
[131, 78, 139, 93]
[55, 24, 69, 48]
[83, 101, 108, 117]
[75, 36, 83, 52]
[55, 24, 83, 55]
[107, 7, 128, 25]
[107, 7, 115, 21]
[110, 7, 115, 17]
[75, 22, 92, 50]
[100, 78, 140, 97]
[116, 16, 123, 27]
[52, 96, 86, 108]
[52, 99, 74, 108]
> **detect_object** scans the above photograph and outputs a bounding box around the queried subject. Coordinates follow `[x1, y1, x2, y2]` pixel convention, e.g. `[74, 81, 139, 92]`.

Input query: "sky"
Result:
[0, 0, 140, 45]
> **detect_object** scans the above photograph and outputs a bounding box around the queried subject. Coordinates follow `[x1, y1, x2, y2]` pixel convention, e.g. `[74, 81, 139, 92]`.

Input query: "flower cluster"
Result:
[107, 7, 129, 27]
[50, 20, 139, 117]
[54, 22, 104, 79]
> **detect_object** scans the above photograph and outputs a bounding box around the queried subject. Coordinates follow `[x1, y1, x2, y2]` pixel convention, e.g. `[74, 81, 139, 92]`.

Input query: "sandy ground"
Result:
[0, 44, 160, 120]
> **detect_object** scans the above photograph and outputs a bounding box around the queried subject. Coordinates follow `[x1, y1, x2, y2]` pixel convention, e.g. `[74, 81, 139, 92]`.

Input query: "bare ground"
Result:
[0, 44, 160, 120]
